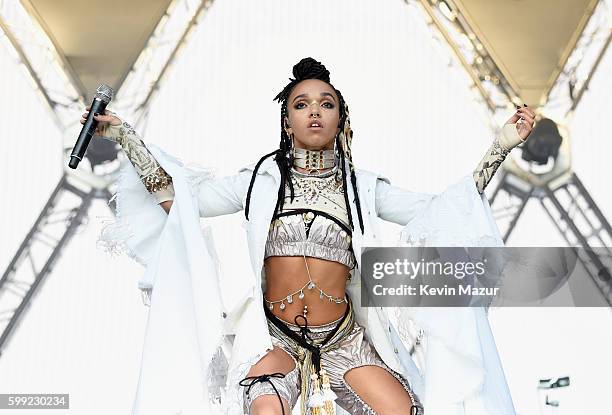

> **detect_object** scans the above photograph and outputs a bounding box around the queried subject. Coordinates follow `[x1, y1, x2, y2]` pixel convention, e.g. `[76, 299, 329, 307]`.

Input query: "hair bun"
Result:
[292, 57, 330, 83]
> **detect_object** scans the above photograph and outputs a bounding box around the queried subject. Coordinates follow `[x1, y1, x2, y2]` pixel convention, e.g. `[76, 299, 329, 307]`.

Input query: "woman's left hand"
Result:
[505, 105, 536, 141]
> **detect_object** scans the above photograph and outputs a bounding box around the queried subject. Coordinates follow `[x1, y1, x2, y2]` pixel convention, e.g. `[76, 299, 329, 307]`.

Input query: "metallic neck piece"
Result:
[290, 164, 338, 178]
[293, 147, 336, 170]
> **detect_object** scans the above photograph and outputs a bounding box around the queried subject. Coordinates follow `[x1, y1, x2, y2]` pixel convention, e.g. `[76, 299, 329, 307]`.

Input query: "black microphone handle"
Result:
[68, 97, 108, 169]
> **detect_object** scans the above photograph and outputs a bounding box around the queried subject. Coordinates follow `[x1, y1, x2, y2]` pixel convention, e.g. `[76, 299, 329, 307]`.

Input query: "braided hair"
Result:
[244, 57, 364, 234]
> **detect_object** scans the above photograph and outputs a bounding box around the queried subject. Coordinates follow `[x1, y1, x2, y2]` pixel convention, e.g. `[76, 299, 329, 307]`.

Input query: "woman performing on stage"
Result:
[91, 57, 535, 415]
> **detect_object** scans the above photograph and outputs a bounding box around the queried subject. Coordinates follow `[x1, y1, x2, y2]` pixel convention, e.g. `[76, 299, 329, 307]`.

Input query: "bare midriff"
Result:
[264, 255, 350, 326]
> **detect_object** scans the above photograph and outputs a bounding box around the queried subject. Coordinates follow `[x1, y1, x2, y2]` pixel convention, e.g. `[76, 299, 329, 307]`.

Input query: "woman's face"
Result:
[285, 79, 341, 150]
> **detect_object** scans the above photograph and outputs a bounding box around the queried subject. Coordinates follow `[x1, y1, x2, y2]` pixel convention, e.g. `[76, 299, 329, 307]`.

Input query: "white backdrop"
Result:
[1, 0, 611, 414]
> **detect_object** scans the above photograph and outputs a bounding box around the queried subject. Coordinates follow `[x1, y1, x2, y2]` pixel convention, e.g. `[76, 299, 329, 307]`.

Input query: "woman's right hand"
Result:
[80, 106, 122, 138]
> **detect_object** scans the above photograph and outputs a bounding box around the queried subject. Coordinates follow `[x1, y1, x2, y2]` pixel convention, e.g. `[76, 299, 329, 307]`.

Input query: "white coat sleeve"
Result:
[187, 168, 251, 218]
[375, 174, 516, 414]
[96, 143, 250, 296]
[97, 143, 233, 414]
[375, 174, 504, 247]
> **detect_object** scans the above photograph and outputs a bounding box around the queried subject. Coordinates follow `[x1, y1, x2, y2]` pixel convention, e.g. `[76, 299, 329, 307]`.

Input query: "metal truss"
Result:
[0, 0, 216, 355]
[489, 168, 612, 306]
[0, 173, 113, 357]
[545, 0, 612, 119]
[403, 0, 612, 305]
[405, 0, 528, 131]
[406, 0, 612, 132]
[109, 0, 215, 130]
[0, 0, 84, 132]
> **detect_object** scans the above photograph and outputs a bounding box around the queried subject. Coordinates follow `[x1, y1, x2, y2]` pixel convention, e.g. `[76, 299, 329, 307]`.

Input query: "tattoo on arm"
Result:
[473, 138, 510, 194]
[105, 121, 175, 200]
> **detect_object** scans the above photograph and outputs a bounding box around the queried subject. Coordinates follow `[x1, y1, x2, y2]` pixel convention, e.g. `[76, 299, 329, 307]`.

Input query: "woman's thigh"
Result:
[241, 344, 300, 415]
[343, 365, 421, 414]
[321, 324, 424, 414]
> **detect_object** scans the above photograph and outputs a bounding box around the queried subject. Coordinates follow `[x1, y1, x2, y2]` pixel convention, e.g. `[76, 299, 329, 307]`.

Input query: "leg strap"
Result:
[239, 373, 286, 415]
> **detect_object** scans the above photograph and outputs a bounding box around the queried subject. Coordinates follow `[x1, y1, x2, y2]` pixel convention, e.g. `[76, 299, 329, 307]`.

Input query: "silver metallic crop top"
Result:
[264, 167, 356, 269]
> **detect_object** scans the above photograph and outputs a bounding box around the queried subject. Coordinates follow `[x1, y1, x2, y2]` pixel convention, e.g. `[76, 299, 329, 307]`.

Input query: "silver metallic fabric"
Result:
[265, 213, 356, 268]
[242, 364, 300, 412]
[242, 307, 425, 414]
[264, 164, 357, 268]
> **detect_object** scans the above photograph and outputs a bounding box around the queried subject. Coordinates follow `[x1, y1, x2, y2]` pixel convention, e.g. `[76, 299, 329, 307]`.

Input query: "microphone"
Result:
[68, 84, 114, 169]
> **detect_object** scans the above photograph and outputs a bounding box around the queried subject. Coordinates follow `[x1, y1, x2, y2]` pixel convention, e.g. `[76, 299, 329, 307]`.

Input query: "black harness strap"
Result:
[263, 294, 351, 374]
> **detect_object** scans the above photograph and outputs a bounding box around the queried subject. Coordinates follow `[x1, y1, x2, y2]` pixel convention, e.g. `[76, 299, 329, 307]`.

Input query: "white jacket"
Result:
[98, 144, 516, 415]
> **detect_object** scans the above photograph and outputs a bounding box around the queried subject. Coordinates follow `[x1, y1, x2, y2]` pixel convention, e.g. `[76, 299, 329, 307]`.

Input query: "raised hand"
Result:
[504, 104, 536, 142]
[80, 106, 122, 137]
[79, 106, 175, 207]
[473, 104, 537, 194]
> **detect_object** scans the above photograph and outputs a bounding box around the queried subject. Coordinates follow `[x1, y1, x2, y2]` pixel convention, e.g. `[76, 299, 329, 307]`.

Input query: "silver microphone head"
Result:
[94, 84, 114, 104]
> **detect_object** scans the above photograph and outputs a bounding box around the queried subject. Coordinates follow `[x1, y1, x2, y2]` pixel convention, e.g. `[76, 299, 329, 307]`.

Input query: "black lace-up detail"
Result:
[239, 372, 287, 415]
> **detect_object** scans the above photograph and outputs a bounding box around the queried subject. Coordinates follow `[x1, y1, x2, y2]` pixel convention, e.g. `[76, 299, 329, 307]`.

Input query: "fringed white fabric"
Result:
[97, 157, 166, 269]
[96, 144, 227, 415]
[398, 174, 503, 250]
[393, 174, 516, 415]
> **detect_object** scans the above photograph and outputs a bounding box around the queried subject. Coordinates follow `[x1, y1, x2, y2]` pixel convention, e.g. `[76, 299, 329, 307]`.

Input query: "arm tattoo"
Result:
[473, 138, 511, 194]
[102, 121, 175, 202]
